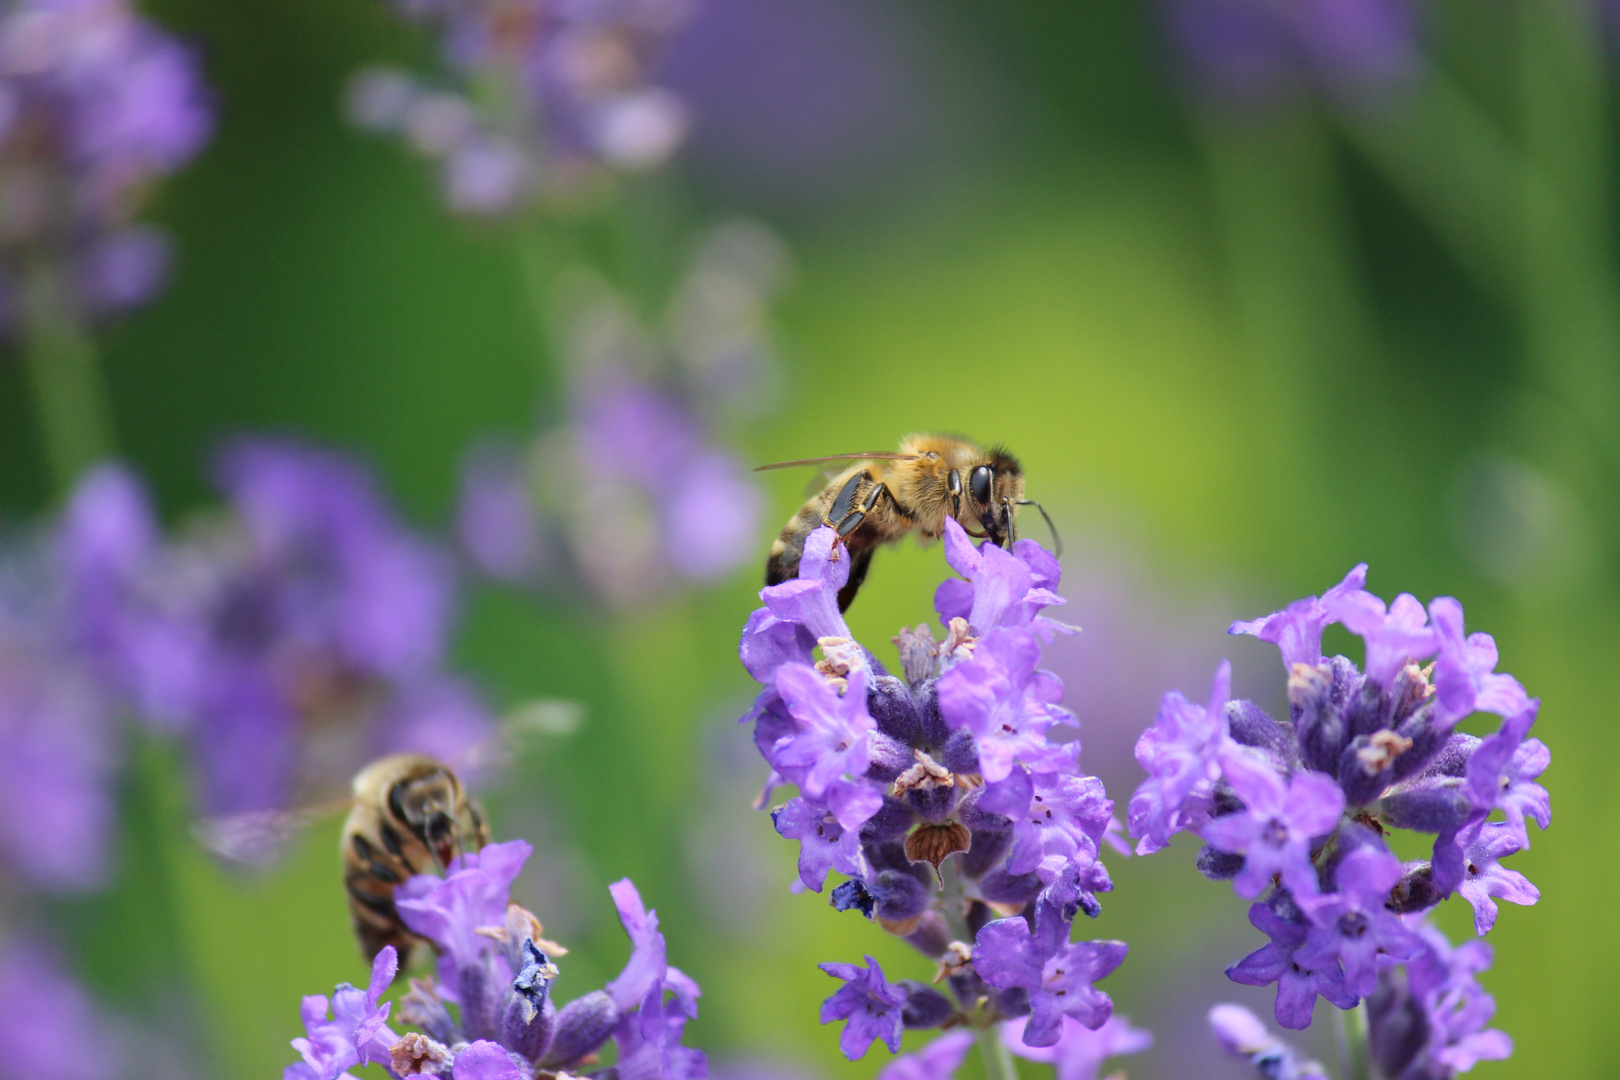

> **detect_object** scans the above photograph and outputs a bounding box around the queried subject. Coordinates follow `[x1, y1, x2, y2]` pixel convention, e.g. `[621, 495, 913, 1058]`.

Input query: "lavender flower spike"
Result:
[1201, 749, 1344, 899]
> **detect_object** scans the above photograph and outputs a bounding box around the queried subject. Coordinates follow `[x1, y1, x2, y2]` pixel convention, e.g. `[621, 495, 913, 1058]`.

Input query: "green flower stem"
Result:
[977, 1022, 1021, 1080]
[21, 261, 116, 496]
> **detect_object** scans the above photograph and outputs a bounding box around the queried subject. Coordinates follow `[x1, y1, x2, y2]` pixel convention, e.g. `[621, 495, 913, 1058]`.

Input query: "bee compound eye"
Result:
[970, 465, 993, 505]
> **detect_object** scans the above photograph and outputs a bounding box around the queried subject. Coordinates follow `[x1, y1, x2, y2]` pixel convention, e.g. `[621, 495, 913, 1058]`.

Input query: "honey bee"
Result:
[341, 753, 490, 960]
[193, 752, 492, 961]
[760, 433, 1059, 612]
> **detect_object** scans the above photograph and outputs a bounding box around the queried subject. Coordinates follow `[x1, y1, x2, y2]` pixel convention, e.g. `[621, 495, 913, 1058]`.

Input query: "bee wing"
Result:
[753, 453, 919, 472]
[446, 699, 587, 776]
[191, 797, 352, 865]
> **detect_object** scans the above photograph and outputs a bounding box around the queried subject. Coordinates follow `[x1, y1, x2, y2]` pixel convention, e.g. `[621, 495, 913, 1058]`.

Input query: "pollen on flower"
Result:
[1286, 662, 1331, 705]
[1356, 730, 1413, 774]
[891, 750, 955, 798]
[389, 1032, 452, 1075]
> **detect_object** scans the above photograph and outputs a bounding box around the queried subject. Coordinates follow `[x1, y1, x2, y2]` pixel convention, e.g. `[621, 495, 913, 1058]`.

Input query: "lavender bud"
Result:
[902, 911, 952, 958]
[873, 870, 930, 922]
[1389, 705, 1450, 783]
[898, 981, 953, 1029]
[1367, 971, 1429, 1079]
[869, 674, 925, 744]
[1378, 784, 1473, 834]
[831, 879, 875, 918]
[500, 941, 558, 1061]
[456, 954, 502, 1042]
[865, 733, 913, 783]
[860, 800, 918, 845]
[399, 981, 461, 1045]
[1196, 845, 1245, 881]
[1289, 661, 1347, 773]
[1388, 863, 1446, 914]
[995, 985, 1031, 1018]
[1226, 699, 1298, 768]
[940, 728, 980, 775]
[540, 990, 619, 1069]
[979, 867, 1042, 905]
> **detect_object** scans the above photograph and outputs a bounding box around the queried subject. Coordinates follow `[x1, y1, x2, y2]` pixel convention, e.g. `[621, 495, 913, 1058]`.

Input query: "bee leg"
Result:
[830, 481, 892, 544]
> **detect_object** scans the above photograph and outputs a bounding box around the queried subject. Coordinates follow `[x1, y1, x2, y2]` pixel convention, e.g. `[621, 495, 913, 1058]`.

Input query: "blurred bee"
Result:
[193, 752, 492, 961]
[342, 753, 490, 960]
[760, 433, 1059, 612]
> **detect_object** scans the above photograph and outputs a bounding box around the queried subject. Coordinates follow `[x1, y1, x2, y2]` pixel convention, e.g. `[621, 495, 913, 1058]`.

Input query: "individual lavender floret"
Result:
[295, 837, 705, 1078]
[1003, 1013, 1152, 1080]
[1208, 1003, 1329, 1080]
[1133, 566, 1545, 1050]
[968, 905, 1127, 1047]
[739, 521, 1128, 1064]
[0, 943, 118, 1080]
[1161, 0, 1419, 110]
[347, 0, 688, 214]
[0, 0, 213, 328]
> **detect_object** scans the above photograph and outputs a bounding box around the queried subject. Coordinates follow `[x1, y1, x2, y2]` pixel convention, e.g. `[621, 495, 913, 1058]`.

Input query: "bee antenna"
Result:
[1016, 500, 1062, 557]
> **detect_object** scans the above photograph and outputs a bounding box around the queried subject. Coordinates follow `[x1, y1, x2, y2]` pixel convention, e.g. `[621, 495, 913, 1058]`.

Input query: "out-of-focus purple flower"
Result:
[1368, 920, 1512, 1078]
[287, 947, 400, 1080]
[0, 0, 212, 323]
[874, 1031, 974, 1080]
[347, 0, 689, 215]
[448, 1040, 525, 1080]
[972, 909, 1127, 1047]
[613, 980, 707, 1080]
[1127, 660, 1231, 854]
[0, 944, 116, 1080]
[1003, 1012, 1152, 1080]
[1456, 823, 1540, 936]
[457, 438, 547, 585]
[1201, 752, 1344, 899]
[818, 956, 907, 1060]
[604, 879, 669, 1013]
[1207, 1003, 1329, 1080]
[1163, 0, 1419, 110]
[1297, 847, 1424, 996]
[1226, 900, 1357, 1030]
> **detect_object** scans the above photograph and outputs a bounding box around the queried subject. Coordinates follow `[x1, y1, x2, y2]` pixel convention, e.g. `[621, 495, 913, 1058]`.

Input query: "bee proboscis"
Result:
[759, 433, 1058, 611]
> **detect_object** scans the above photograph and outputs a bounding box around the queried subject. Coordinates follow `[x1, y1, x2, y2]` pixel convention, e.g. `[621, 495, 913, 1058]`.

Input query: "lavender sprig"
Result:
[737, 521, 1147, 1072]
[284, 838, 705, 1080]
[346, 0, 689, 214]
[1131, 565, 1543, 1067]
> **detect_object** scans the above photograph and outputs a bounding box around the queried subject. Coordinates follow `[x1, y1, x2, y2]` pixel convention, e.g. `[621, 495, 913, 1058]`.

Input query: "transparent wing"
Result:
[753, 452, 918, 472]
[450, 698, 586, 776]
[191, 797, 351, 865]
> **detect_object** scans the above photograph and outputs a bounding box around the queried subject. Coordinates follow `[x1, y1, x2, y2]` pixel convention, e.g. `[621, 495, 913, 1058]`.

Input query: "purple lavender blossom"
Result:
[1367, 920, 1511, 1078]
[1226, 900, 1357, 1030]
[287, 947, 400, 1080]
[1127, 660, 1231, 854]
[0, 0, 212, 325]
[875, 1031, 974, 1080]
[347, 0, 689, 214]
[0, 944, 116, 1080]
[818, 956, 907, 1059]
[297, 838, 705, 1078]
[1162, 0, 1419, 110]
[1135, 566, 1543, 1058]
[738, 521, 1127, 1065]
[1002, 1013, 1152, 1080]
[1201, 750, 1344, 899]
[457, 247, 774, 605]
[972, 909, 1127, 1047]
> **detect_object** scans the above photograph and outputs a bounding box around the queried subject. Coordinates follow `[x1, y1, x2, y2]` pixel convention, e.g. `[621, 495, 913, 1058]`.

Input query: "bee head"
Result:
[960, 446, 1025, 548]
[390, 768, 462, 867]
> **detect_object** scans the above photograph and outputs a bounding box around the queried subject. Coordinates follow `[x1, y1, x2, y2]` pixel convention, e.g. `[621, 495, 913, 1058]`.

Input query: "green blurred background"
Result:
[2, 0, 1613, 1077]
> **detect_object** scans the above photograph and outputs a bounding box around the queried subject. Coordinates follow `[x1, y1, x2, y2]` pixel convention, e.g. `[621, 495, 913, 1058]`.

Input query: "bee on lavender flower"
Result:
[195, 752, 492, 961]
[760, 434, 1059, 611]
[341, 753, 490, 961]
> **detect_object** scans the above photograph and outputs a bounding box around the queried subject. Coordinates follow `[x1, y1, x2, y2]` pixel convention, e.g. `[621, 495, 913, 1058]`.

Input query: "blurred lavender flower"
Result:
[738, 520, 1134, 1064]
[0, 942, 118, 1080]
[346, 0, 689, 215]
[1208, 1003, 1328, 1080]
[1162, 0, 1419, 110]
[458, 222, 787, 606]
[1002, 1012, 1152, 1080]
[65, 440, 491, 818]
[0, 0, 212, 327]
[1129, 566, 1545, 1058]
[287, 838, 706, 1079]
